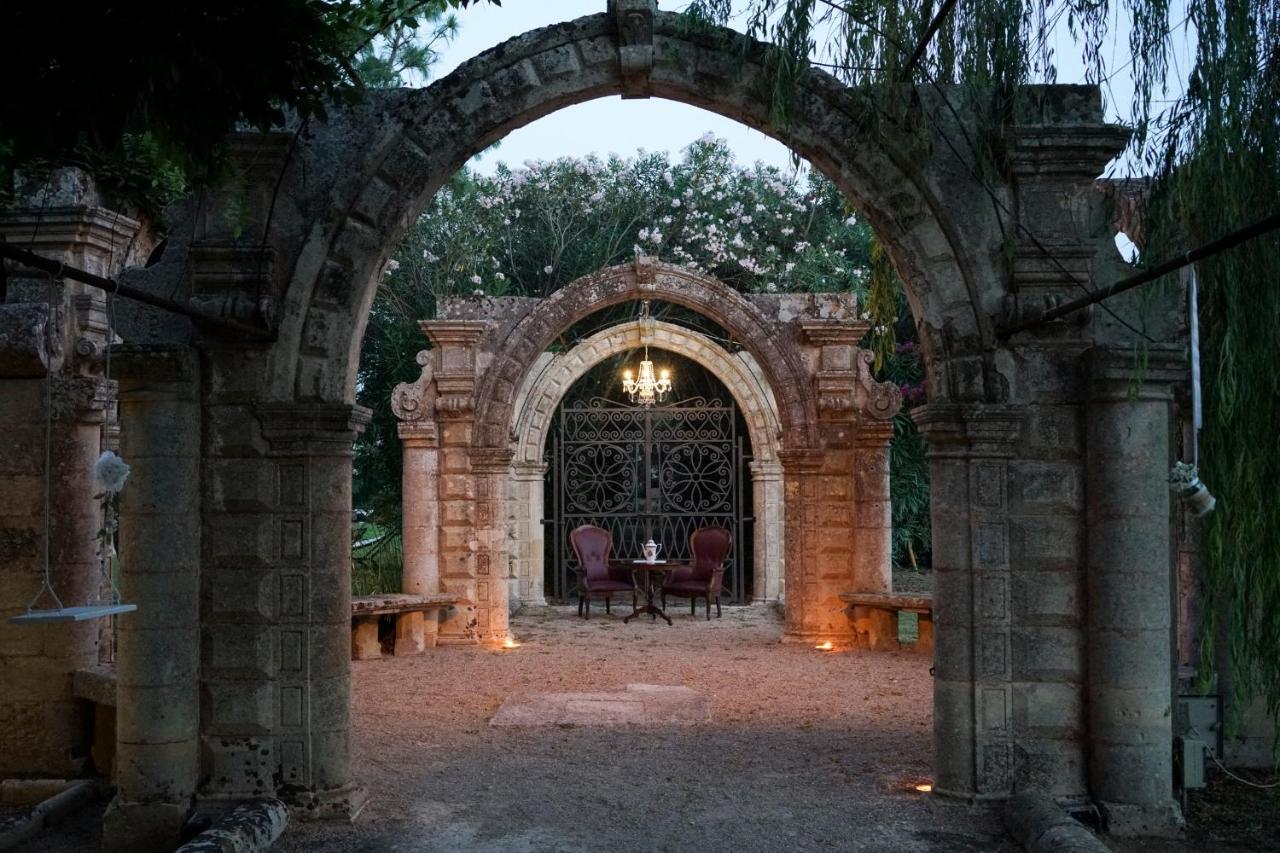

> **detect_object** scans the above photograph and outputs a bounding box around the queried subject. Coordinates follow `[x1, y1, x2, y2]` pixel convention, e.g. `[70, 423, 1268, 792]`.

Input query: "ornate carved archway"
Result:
[391, 260, 899, 646]
[506, 319, 785, 607]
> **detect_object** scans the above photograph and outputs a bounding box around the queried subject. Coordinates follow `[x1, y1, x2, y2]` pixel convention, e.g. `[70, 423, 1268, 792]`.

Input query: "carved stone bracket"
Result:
[853, 349, 903, 421]
[610, 0, 656, 98]
[633, 253, 656, 288]
[0, 303, 57, 378]
[391, 350, 435, 423]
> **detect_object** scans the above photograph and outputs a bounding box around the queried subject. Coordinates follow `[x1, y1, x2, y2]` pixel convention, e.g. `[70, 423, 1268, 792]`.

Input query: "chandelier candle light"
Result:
[621, 302, 673, 406]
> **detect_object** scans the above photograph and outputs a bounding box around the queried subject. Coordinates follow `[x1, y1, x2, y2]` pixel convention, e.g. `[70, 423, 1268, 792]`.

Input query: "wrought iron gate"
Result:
[548, 397, 748, 603]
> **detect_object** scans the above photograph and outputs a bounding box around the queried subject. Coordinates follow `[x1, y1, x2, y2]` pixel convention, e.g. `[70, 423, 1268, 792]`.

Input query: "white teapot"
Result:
[642, 539, 662, 563]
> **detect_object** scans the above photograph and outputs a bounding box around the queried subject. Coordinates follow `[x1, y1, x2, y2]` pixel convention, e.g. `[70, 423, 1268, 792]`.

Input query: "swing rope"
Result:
[23, 271, 67, 614]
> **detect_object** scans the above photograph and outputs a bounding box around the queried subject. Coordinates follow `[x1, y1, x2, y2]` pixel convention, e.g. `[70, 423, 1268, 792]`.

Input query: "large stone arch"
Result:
[506, 319, 785, 608]
[50, 2, 1188, 838]
[251, 7, 1005, 409]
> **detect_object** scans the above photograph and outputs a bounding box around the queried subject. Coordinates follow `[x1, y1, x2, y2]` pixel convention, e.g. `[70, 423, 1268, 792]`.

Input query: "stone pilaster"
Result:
[399, 421, 440, 599]
[509, 463, 548, 608]
[472, 448, 514, 644]
[104, 345, 201, 852]
[749, 461, 784, 604]
[915, 403, 1022, 800]
[1085, 346, 1184, 836]
[779, 448, 854, 643]
[853, 419, 894, 594]
[418, 320, 495, 644]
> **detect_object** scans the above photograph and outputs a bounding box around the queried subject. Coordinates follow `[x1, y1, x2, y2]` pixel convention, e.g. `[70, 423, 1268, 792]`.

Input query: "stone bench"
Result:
[839, 592, 934, 653]
[350, 593, 460, 660]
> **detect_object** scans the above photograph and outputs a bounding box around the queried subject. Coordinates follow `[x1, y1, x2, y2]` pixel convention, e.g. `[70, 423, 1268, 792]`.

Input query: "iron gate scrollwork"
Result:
[549, 397, 748, 604]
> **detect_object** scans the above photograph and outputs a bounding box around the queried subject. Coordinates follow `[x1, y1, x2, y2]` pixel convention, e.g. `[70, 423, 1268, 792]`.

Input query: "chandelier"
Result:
[621, 302, 673, 406]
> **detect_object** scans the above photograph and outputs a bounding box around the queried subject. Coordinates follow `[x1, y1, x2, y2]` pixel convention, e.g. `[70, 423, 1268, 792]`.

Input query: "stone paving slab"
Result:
[489, 683, 710, 727]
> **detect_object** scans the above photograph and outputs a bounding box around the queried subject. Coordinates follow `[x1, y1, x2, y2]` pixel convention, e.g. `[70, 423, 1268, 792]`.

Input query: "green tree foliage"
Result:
[356, 138, 929, 574]
[687, 0, 1280, 719]
[0, 0, 485, 217]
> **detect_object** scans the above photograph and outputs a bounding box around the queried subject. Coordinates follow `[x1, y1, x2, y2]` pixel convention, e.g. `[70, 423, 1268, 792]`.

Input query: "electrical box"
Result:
[1177, 736, 1207, 789]
[1175, 694, 1222, 758]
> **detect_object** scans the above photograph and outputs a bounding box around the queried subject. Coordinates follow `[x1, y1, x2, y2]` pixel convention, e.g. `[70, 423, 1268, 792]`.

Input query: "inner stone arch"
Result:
[469, 259, 820, 452]
[506, 319, 785, 608]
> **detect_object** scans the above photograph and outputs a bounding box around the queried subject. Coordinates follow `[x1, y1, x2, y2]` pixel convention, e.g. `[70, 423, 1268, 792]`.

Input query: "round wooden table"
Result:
[624, 560, 679, 625]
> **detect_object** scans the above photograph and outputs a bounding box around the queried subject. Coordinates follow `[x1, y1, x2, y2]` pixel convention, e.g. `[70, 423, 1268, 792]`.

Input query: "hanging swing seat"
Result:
[9, 603, 137, 624]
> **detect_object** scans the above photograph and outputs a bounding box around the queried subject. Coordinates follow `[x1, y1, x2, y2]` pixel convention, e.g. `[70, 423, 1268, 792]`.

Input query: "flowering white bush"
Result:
[377, 136, 874, 309]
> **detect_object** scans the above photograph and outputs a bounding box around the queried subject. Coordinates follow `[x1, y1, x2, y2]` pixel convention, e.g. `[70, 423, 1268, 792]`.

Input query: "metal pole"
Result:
[997, 210, 1280, 339]
[0, 242, 275, 341]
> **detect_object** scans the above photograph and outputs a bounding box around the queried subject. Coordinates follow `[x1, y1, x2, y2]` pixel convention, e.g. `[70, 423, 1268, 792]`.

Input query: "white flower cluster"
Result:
[94, 451, 130, 494]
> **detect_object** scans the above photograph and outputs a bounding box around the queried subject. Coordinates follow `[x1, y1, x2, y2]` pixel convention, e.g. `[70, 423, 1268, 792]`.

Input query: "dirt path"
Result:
[275, 605, 1014, 852]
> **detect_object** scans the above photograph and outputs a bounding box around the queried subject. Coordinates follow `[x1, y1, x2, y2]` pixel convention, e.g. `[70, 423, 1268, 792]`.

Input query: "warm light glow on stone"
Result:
[815, 641, 834, 651]
[502, 637, 520, 649]
[914, 783, 932, 793]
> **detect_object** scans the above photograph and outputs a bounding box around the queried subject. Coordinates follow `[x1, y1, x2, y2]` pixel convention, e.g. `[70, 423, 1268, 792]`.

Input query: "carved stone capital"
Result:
[257, 402, 372, 455]
[1086, 345, 1186, 403]
[913, 403, 1022, 459]
[610, 0, 656, 98]
[397, 420, 438, 447]
[50, 375, 115, 425]
[112, 344, 199, 399]
[471, 447, 514, 474]
[778, 448, 825, 473]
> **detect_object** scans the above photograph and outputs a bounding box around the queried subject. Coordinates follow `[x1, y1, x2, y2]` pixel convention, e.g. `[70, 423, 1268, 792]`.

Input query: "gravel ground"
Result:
[275, 604, 1014, 853]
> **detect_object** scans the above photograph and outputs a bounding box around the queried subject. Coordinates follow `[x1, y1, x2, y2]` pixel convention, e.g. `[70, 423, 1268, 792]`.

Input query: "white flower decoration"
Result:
[94, 451, 130, 494]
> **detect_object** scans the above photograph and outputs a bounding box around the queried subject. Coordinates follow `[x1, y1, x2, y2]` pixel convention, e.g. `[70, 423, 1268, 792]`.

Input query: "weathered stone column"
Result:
[399, 422, 440, 597]
[509, 462, 548, 608]
[749, 460, 784, 604]
[853, 420, 894, 593]
[915, 403, 1022, 800]
[103, 346, 200, 852]
[1085, 347, 1184, 835]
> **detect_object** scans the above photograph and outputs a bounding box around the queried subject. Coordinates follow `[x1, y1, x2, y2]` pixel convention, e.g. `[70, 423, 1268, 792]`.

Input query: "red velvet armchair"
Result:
[568, 524, 636, 619]
[661, 527, 732, 619]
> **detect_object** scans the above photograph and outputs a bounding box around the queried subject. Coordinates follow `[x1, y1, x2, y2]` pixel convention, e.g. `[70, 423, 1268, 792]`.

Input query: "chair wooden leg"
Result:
[605, 597, 611, 615]
[585, 596, 590, 619]
[578, 596, 583, 617]
[716, 597, 721, 618]
[705, 597, 711, 620]
[691, 598, 695, 616]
